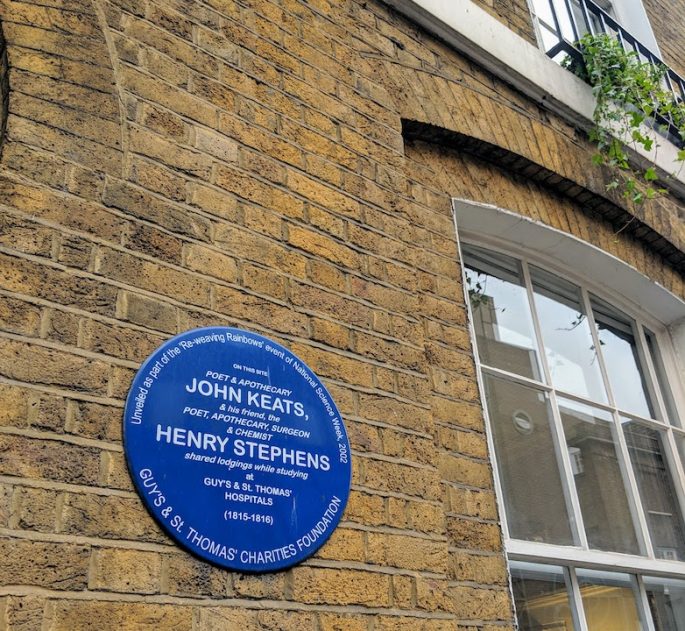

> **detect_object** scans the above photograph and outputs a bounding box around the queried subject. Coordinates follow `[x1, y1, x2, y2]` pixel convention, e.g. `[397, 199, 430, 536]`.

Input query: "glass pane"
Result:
[530, 266, 607, 403]
[463, 245, 542, 381]
[645, 328, 680, 425]
[483, 374, 574, 544]
[559, 399, 639, 554]
[623, 422, 685, 561]
[511, 561, 576, 631]
[577, 569, 641, 631]
[644, 576, 685, 631]
[591, 296, 655, 419]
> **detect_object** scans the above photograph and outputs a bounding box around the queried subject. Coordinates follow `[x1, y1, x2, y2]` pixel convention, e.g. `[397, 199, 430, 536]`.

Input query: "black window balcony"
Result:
[534, 0, 685, 147]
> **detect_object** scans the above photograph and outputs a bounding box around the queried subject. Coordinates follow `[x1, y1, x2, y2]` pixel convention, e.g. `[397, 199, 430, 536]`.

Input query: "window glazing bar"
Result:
[581, 287, 654, 558]
[635, 574, 657, 631]
[567, 566, 590, 631]
[522, 260, 587, 548]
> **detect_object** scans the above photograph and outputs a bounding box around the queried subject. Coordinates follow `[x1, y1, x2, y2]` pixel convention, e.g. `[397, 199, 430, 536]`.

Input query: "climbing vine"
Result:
[567, 33, 685, 204]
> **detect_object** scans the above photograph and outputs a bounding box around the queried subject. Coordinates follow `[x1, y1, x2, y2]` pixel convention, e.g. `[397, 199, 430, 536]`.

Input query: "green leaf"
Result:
[644, 167, 658, 181]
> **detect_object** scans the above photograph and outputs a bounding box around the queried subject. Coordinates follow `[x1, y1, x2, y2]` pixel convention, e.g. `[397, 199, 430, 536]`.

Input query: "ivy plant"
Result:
[567, 33, 685, 204]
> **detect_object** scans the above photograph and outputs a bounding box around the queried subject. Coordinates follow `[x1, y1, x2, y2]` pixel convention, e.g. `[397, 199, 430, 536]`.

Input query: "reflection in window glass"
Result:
[645, 328, 680, 425]
[645, 576, 685, 631]
[483, 374, 574, 544]
[558, 399, 638, 554]
[530, 266, 607, 403]
[624, 422, 685, 561]
[511, 562, 576, 631]
[463, 246, 542, 380]
[577, 569, 641, 631]
[591, 296, 654, 419]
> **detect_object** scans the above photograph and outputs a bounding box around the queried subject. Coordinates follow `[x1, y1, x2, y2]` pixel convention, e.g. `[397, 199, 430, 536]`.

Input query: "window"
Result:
[461, 236, 685, 630]
[529, 0, 660, 62]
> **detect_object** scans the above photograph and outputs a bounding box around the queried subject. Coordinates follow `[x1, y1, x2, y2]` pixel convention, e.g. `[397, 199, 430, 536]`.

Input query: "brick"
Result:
[128, 126, 213, 179]
[451, 585, 511, 620]
[439, 426, 488, 459]
[367, 532, 447, 572]
[100, 451, 134, 491]
[184, 243, 238, 282]
[289, 342, 374, 388]
[289, 225, 360, 268]
[364, 459, 442, 500]
[0, 538, 89, 589]
[80, 318, 166, 363]
[447, 516, 503, 551]
[164, 553, 231, 597]
[447, 487, 498, 520]
[46, 601, 193, 630]
[3, 595, 46, 631]
[290, 281, 373, 328]
[314, 526, 365, 562]
[213, 224, 308, 278]
[0, 434, 101, 485]
[438, 453, 492, 489]
[129, 157, 187, 202]
[14, 486, 59, 532]
[291, 567, 390, 606]
[450, 551, 508, 584]
[319, 613, 370, 631]
[232, 571, 285, 599]
[0, 338, 110, 394]
[213, 285, 308, 335]
[359, 392, 430, 433]
[0, 295, 42, 336]
[118, 290, 178, 334]
[195, 126, 239, 162]
[96, 247, 212, 308]
[89, 548, 161, 594]
[60, 492, 165, 543]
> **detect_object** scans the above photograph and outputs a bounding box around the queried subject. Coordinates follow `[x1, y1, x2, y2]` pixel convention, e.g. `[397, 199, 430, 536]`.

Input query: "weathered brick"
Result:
[164, 553, 231, 598]
[60, 492, 164, 543]
[46, 600, 193, 630]
[89, 548, 161, 594]
[0, 538, 89, 590]
[367, 532, 447, 572]
[291, 567, 390, 606]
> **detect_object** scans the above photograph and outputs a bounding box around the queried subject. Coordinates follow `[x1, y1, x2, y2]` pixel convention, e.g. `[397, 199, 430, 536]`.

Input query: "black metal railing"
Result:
[535, 0, 685, 145]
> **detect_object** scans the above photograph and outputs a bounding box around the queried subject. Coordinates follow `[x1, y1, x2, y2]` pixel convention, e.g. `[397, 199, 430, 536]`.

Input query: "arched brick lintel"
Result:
[402, 119, 685, 275]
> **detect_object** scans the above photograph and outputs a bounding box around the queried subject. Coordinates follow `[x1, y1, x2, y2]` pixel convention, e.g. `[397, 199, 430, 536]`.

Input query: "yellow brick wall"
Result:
[643, 0, 685, 78]
[0, 0, 682, 629]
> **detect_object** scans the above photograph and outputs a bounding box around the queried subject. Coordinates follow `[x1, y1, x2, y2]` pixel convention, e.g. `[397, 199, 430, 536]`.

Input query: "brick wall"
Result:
[642, 0, 685, 78]
[0, 0, 682, 629]
[0, 22, 8, 153]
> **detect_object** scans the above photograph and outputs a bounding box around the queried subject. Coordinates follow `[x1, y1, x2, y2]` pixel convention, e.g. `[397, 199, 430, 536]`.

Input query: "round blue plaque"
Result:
[123, 327, 352, 572]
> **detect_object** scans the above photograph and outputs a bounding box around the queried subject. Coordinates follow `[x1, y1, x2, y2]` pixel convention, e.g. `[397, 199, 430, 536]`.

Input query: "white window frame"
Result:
[454, 198, 685, 629]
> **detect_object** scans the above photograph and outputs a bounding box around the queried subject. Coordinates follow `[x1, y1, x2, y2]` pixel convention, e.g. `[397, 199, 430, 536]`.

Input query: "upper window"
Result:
[462, 240, 685, 630]
[529, 0, 660, 60]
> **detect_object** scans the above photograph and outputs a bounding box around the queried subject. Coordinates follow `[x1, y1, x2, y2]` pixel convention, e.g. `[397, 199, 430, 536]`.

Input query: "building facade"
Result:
[0, 0, 684, 629]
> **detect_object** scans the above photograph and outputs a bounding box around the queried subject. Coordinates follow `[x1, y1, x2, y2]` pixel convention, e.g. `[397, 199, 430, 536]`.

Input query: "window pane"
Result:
[530, 266, 607, 403]
[463, 245, 542, 380]
[559, 399, 639, 554]
[645, 328, 680, 425]
[591, 296, 654, 419]
[483, 374, 574, 544]
[644, 576, 685, 631]
[511, 561, 576, 631]
[577, 569, 641, 631]
[623, 422, 685, 561]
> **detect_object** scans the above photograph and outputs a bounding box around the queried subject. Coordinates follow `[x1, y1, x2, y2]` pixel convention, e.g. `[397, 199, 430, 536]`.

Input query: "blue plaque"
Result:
[123, 327, 352, 572]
